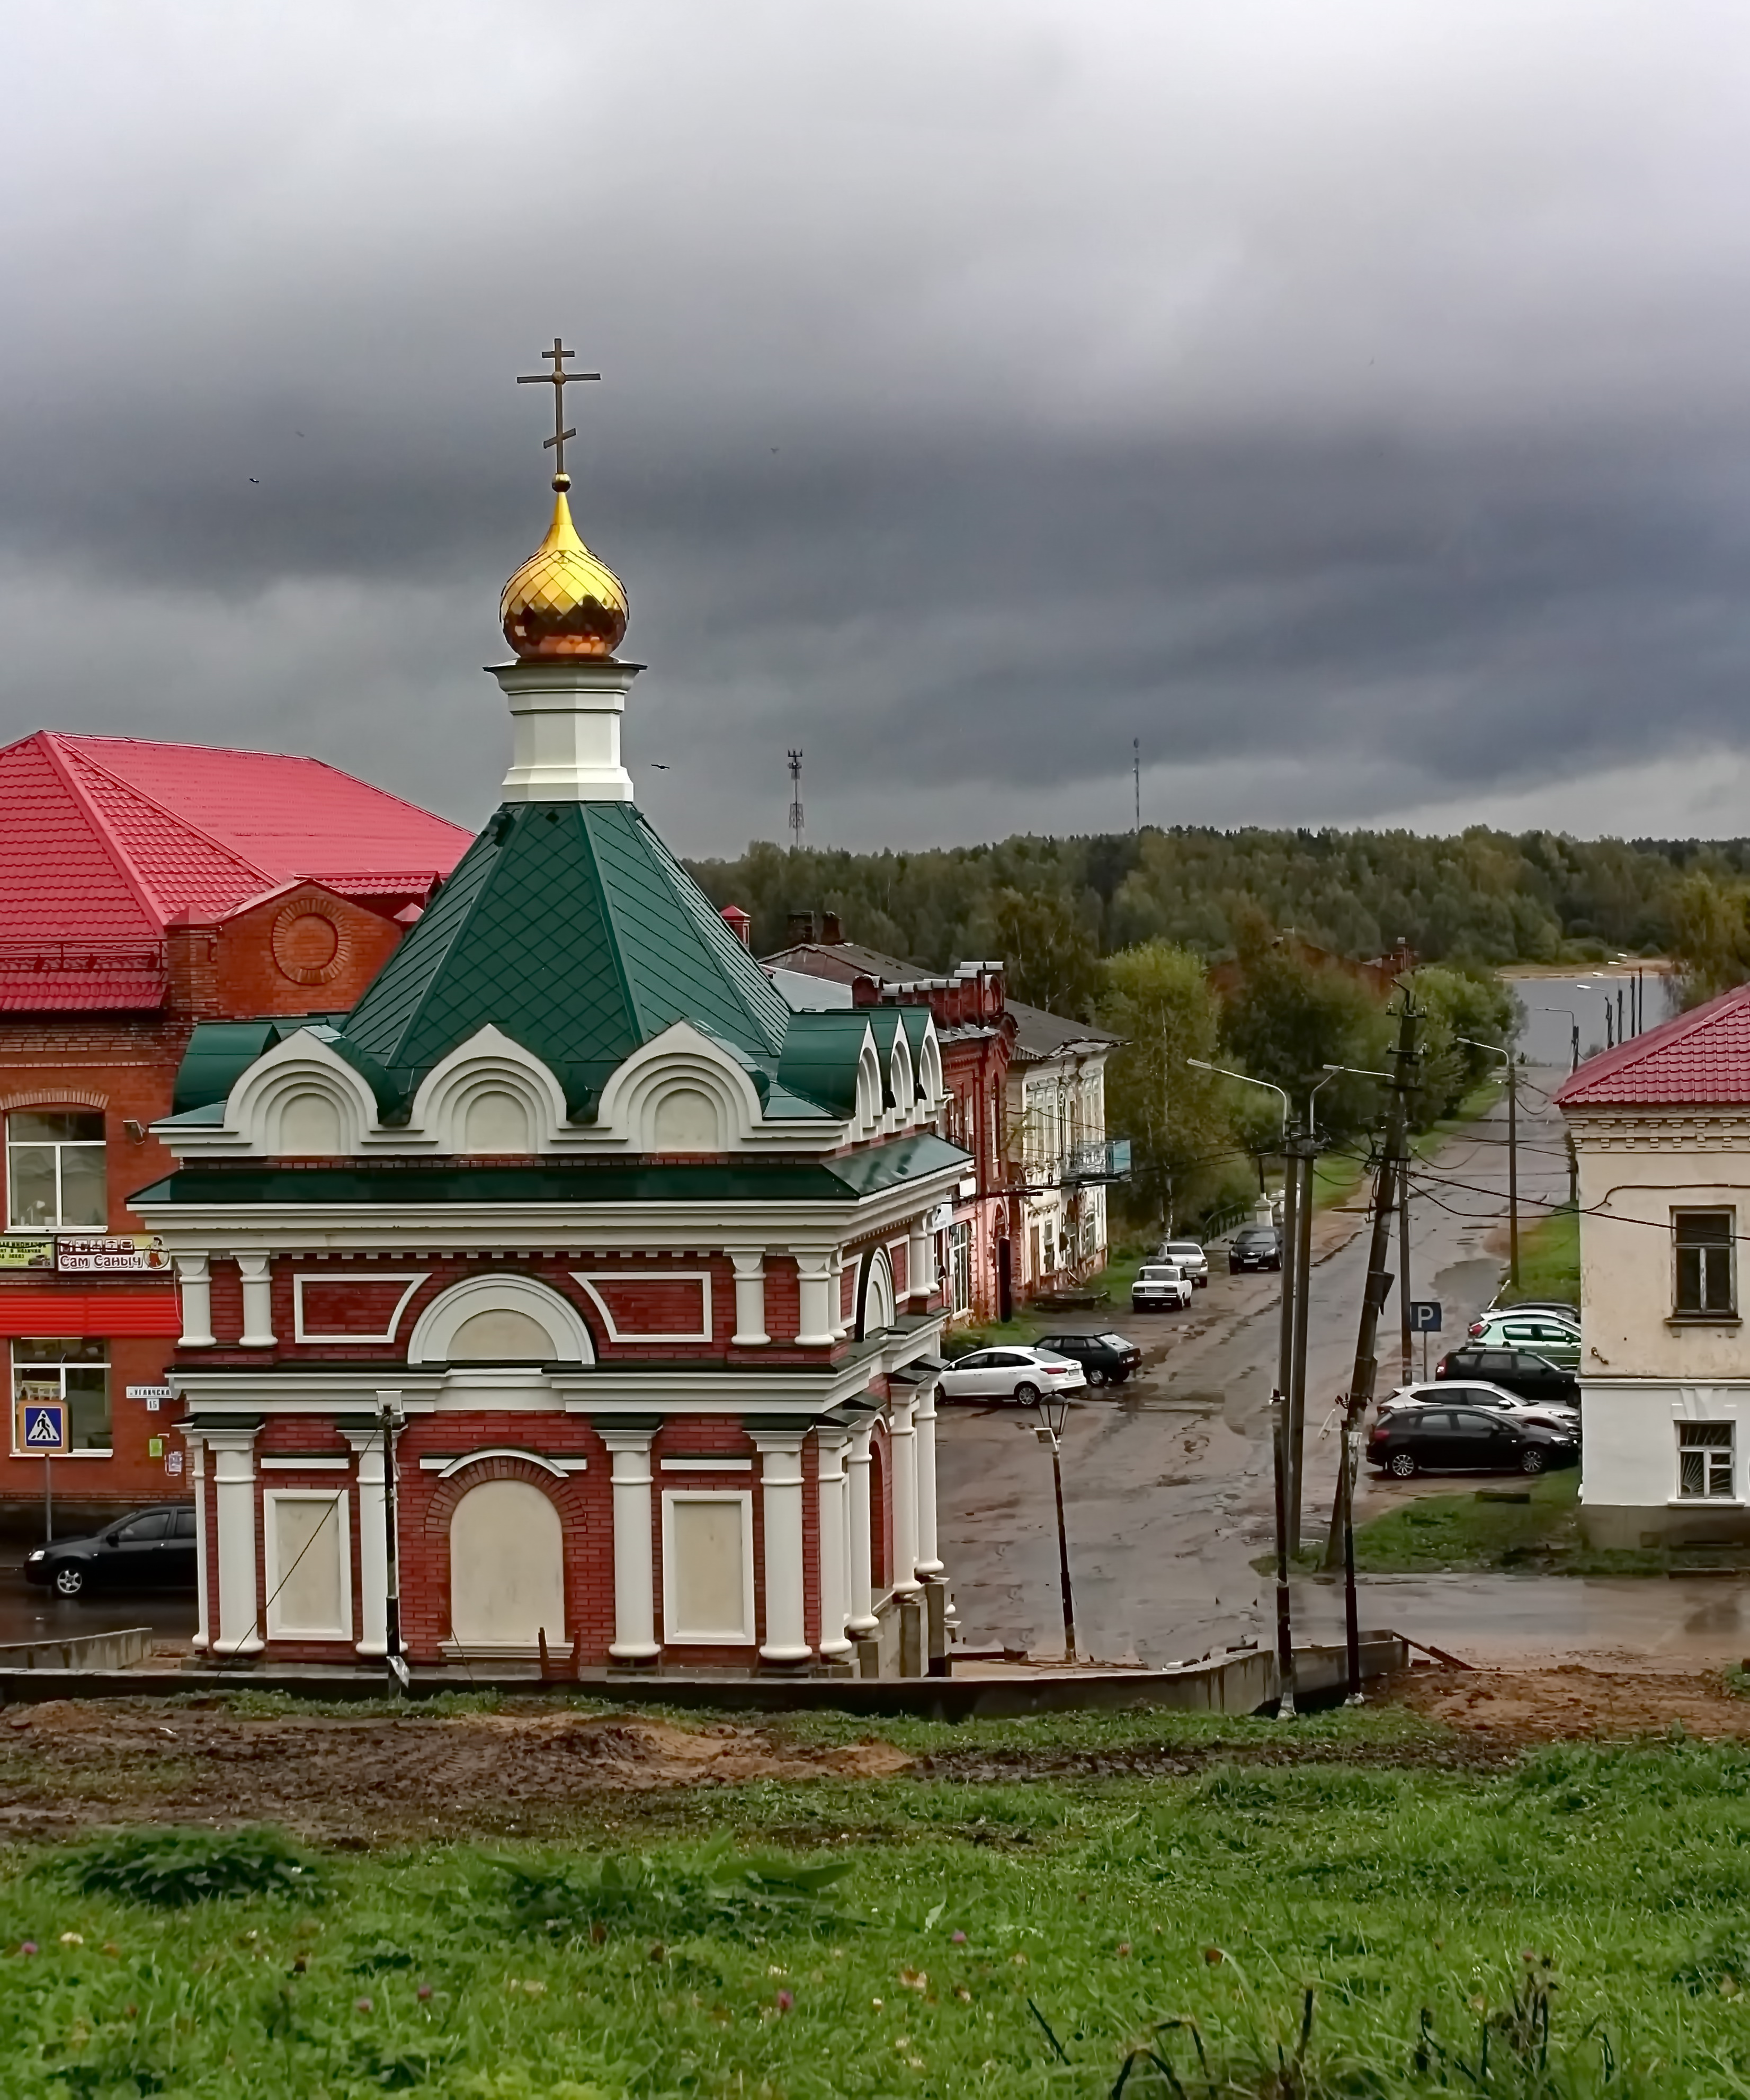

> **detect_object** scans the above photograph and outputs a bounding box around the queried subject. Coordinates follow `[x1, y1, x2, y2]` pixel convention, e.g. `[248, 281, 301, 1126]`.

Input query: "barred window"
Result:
[1678, 1422, 1734, 1500]
[1675, 1211, 1735, 1318]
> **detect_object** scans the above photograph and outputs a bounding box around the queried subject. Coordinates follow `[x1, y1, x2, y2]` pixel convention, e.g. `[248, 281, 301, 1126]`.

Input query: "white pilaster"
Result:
[491, 658, 642, 803]
[601, 1427, 660, 1660]
[729, 1251, 769, 1347]
[913, 1378, 944, 1579]
[888, 1391, 921, 1594]
[814, 1423, 853, 1659]
[187, 1435, 210, 1649]
[793, 1252, 836, 1347]
[845, 1419, 878, 1635]
[236, 1254, 275, 1348]
[175, 1254, 213, 1348]
[752, 1430, 812, 1664]
[342, 1424, 389, 1657]
[907, 1217, 934, 1309]
[831, 1252, 851, 1339]
[208, 1425, 263, 1656]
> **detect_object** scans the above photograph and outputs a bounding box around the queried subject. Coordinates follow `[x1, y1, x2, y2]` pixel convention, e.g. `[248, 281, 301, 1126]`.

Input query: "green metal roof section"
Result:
[775, 1010, 876, 1119]
[336, 801, 790, 1119]
[128, 1132, 969, 1210]
[171, 1015, 351, 1116]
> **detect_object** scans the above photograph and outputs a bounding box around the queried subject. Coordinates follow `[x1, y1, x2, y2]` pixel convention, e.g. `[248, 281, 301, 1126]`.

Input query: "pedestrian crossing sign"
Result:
[16, 1401, 68, 1455]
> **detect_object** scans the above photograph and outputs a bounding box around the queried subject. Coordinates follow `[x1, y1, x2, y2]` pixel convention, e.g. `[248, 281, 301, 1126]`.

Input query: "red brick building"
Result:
[0, 732, 469, 1533]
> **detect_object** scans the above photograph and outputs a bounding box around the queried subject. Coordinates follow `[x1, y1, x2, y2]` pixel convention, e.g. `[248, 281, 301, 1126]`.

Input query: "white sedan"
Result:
[938, 1346, 1088, 1405]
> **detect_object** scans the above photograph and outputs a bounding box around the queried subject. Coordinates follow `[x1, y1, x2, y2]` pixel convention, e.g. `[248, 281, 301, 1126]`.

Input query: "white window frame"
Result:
[11, 1340, 111, 1455]
[660, 1489, 755, 1645]
[6, 1110, 106, 1231]
[1677, 1422, 1736, 1502]
[263, 1489, 353, 1641]
[948, 1221, 972, 1314]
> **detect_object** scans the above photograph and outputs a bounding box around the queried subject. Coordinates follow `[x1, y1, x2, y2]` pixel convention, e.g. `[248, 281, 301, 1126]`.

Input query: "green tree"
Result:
[1408, 965, 1518, 1129]
[978, 887, 1102, 1018]
[1098, 943, 1234, 1231]
[1219, 922, 1390, 1138]
[1668, 869, 1750, 1007]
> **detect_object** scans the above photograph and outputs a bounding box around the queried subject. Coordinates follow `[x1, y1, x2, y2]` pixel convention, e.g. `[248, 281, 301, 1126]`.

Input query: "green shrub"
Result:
[53, 1825, 319, 1907]
[497, 1837, 854, 1945]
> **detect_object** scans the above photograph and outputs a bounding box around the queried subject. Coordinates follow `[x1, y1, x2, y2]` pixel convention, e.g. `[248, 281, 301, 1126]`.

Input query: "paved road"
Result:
[0, 1561, 194, 1647]
[938, 1065, 1594, 1667]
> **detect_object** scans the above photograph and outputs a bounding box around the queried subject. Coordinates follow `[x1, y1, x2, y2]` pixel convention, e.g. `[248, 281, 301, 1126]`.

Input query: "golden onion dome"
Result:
[499, 477, 629, 660]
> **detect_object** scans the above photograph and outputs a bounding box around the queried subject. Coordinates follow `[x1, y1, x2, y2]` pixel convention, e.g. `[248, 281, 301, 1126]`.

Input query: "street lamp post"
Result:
[1458, 1036, 1517, 1288]
[1537, 1007, 1581, 1077]
[1188, 1058, 1298, 1714]
[1030, 1385, 1079, 1664]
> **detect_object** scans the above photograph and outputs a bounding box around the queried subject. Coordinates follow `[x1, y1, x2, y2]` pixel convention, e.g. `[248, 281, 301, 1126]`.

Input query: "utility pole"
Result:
[787, 749, 804, 852]
[1288, 1133, 1314, 1550]
[1507, 1053, 1520, 1287]
[1326, 995, 1419, 1698]
[378, 1392, 409, 1693]
[1276, 1138, 1301, 1555]
[1398, 1149, 1413, 1387]
[1132, 737, 1141, 833]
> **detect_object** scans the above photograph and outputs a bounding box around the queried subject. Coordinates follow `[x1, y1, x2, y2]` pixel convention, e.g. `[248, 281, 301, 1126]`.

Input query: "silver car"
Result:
[1155, 1240, 1209, 1288]
[1379, 1378, 1579, 1438]
[938, 1346, 1088, 1405]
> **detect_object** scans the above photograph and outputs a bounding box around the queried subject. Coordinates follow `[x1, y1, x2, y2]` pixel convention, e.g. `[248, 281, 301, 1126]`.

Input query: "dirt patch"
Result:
[1386, 1663, 1750, 1743]
[0, 1703, 910, 1843]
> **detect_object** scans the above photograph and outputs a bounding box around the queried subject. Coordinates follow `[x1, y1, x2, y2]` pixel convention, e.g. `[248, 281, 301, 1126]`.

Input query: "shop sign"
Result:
[0, 1237, 55, 1270]
[55, 1235, 170, 1274]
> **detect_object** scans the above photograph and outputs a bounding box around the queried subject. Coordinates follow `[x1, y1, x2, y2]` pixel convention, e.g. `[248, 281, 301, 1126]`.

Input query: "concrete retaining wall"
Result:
[0, 1626, 153, 1672]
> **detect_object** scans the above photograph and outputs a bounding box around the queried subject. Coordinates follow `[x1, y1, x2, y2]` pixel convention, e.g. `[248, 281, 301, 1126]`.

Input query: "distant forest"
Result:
[687, 826, 1750, 991]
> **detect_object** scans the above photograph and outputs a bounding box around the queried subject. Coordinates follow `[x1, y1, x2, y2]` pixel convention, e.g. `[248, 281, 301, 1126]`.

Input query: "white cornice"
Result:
[1567, 1106, 1750, 1152]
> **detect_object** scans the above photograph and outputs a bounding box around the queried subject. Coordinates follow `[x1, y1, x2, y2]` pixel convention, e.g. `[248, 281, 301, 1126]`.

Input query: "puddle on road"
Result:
[1431, 1255, 1501, 1307]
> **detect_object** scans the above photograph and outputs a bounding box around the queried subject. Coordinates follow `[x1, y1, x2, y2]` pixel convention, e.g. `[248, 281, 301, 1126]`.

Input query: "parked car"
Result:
[1484, 1298, 1579, 1323]
[1131, 1262, 1192, 1312]
[1435, 1346, 1579, 1408]
[1035, 1330, 1143, 1386]
[938, 1346, 1088, 1405]
[1379, 1378, 1579, 1436]
[1154, 1240, 1210, 1288]
[1228, 1226, 1282, 1274]
[1463, 1313, 1581, 1368]
[1366, 1404, 1578, 1478]
[24, 1505, 198, 1598]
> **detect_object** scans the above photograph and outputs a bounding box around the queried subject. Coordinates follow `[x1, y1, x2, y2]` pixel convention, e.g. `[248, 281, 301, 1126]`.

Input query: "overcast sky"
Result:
[4, 1, 1750, 854]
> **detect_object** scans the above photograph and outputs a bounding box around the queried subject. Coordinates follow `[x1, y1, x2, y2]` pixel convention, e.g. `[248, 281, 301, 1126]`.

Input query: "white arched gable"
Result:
[854, 1040, 883, 1134]
[228, 1033, 378, 1157]
[918, 1028, 945, 1108]
[887, 1032, 915, 1123]
[407, 1027, 567, 1156]
[406, 1274, 595, 1365]
[594, 1022, 765, 1153]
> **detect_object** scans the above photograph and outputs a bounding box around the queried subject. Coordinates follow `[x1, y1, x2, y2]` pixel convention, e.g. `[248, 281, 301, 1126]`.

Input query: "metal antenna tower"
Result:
[787, 749, 804, 851]
[1133, 737, 1140, 833]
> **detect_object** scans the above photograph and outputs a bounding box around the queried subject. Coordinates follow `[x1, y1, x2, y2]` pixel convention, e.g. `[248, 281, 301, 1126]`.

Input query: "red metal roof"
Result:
[0, 733, 471, 1003]
[1556, 981, 1750, 1107]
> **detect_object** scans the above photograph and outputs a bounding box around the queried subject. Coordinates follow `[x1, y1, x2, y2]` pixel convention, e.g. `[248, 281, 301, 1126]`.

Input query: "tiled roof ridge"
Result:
[1555, 978, 1750, 1106]
[50, 733, 279, 901]
[34, 732, 184, 933]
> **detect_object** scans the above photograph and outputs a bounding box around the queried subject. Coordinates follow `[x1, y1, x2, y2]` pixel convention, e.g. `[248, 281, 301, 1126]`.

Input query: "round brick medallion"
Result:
[271, 900, 347, 986]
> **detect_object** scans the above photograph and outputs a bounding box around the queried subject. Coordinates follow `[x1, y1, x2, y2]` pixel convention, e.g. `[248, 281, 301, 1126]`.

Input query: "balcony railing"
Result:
[1062, 1137, 1131, 1185]
[0, 940, 168, 977]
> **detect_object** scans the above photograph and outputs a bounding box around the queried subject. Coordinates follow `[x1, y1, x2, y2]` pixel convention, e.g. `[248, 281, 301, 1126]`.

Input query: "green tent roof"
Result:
[333, 800, 791, 1120]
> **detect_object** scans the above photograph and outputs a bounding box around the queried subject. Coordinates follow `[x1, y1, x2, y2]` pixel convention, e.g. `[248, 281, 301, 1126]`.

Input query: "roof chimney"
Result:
[719, 903, 753, 949]
[819, 911, 843, 945]
[785, 910, 817, 947]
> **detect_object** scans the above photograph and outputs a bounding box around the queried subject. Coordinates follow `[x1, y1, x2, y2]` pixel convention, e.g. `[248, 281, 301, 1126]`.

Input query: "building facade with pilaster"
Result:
[141, 419, 965, 1675]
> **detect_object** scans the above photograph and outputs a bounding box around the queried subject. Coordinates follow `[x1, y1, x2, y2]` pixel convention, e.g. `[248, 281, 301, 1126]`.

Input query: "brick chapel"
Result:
[141, 375, 967, 1677]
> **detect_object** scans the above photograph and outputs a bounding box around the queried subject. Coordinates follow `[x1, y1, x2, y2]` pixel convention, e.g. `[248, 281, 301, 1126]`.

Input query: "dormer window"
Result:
[7, 1111, 106, 1230]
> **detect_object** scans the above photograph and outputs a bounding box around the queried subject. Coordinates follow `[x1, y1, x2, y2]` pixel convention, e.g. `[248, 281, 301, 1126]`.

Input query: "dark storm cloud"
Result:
[3, 1, 1750, 849]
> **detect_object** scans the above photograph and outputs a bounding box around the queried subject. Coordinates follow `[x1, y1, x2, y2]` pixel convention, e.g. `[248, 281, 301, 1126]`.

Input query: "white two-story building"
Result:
[1558, 982, 1750, 1548]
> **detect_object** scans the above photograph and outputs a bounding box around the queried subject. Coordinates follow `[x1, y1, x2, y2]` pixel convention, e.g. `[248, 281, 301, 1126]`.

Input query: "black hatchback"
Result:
[23, 1505, 198, 1598]
[1435, 1346, 1578, 1408]
[1229, 1227, 1282, 1274]
[1367, 1405, 1578, 1479]
[1034, 1331, 1142, 1387]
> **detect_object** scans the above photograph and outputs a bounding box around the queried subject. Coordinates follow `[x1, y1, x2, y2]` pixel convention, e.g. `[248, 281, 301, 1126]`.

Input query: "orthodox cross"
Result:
[517, 337, 601, 484]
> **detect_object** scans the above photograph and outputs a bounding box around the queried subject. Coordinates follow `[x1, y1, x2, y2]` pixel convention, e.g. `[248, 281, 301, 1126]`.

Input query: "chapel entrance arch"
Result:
[448, 1477, 566, 1653]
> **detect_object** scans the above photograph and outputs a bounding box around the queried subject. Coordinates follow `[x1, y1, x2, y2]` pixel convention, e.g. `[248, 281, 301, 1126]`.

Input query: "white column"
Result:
[175, 1254, 213, 1348]
[753, 1430, 812, 1663]
[188, 1435, 210, 1650]
[209, 1427, 263, 1655]
[913, 1379, 943, 1579]
[493, 656, 641, 803]
[814, 1424, 853, 1659]
[793, 1252, 836, 1347]
[845, 1419, 878, 1634]
[888, 1391, 921, 1594]
[236, 1253, 275, 1348]
[907, 1217, 933, 1310]
[729, 1251, 769, 1346]
[831, 1253, 852, 1339]
[344, 1426, 389, 1657]
[602, 1428, 659, 1660]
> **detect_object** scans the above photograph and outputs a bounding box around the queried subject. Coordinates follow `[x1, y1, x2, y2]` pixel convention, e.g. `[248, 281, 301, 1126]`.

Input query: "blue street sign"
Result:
[19, 1402, 67, 1452]
[1409, 1300, 1442, 1333]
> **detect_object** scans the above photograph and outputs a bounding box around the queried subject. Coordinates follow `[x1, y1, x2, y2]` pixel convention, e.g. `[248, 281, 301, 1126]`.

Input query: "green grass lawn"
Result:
[13, 1706, 1750, 2095]
[1496, 1205, 1581, 1312]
